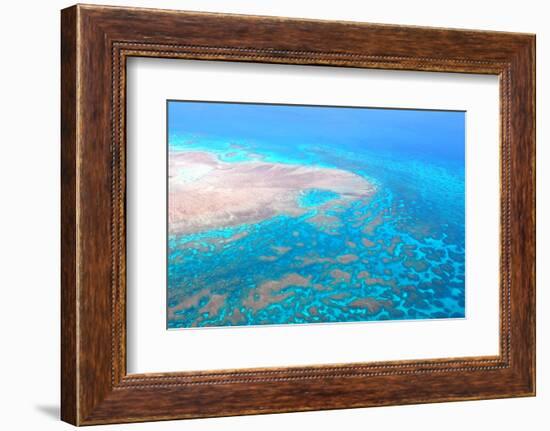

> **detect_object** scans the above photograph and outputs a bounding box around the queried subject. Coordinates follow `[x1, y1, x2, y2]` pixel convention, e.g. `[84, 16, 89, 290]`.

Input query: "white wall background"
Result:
[0, 1, 546, 429]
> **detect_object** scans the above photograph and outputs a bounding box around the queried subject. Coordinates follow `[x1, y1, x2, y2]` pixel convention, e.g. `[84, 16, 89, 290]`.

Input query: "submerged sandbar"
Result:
[169, 151, 375, 235]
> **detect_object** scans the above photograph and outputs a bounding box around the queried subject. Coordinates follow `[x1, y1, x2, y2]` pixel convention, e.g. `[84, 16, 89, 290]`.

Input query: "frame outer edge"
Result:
[531, 34, 536, 396]
[521, 34, 536, 395]
[526, 35, 536, 395]
[61, 4, 79, 426]
[505, 35, 536, 396]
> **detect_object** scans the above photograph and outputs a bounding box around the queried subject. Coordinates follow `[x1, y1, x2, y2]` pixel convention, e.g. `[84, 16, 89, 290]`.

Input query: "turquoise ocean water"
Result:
[167, 101, 465, 328]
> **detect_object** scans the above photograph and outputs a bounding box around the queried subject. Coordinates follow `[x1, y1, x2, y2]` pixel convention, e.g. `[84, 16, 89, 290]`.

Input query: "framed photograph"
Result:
[61, 4, 536, 425]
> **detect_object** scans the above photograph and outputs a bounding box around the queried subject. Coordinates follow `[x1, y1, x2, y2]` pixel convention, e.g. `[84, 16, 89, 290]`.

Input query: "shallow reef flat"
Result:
[166, 103, 466, 329]
[167, 147, 465, 329]
[168, 151, 376, 235]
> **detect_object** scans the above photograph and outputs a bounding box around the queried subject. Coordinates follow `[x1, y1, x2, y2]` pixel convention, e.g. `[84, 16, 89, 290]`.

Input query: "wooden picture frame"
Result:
[61, 4, 535, 425]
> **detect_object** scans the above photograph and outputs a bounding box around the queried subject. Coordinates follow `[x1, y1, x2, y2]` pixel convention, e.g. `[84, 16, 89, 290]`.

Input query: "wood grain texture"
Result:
[60, 5, 78, 425]
[60, 4, 536, 425]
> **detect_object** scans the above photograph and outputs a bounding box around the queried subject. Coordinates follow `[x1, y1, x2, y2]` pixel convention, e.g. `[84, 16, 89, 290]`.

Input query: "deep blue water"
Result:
[167, 101, 465, 328]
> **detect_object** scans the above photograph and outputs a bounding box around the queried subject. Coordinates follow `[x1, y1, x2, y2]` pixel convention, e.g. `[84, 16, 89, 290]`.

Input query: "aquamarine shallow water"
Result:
[167, 102, 465, 329]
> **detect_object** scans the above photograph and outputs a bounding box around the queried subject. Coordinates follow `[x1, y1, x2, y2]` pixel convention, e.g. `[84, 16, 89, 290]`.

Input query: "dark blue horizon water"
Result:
[167, 101, 465, 329]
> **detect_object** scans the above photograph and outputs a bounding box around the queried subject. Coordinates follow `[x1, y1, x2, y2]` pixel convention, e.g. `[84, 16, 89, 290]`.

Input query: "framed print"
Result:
[61, 4, 536, 425]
